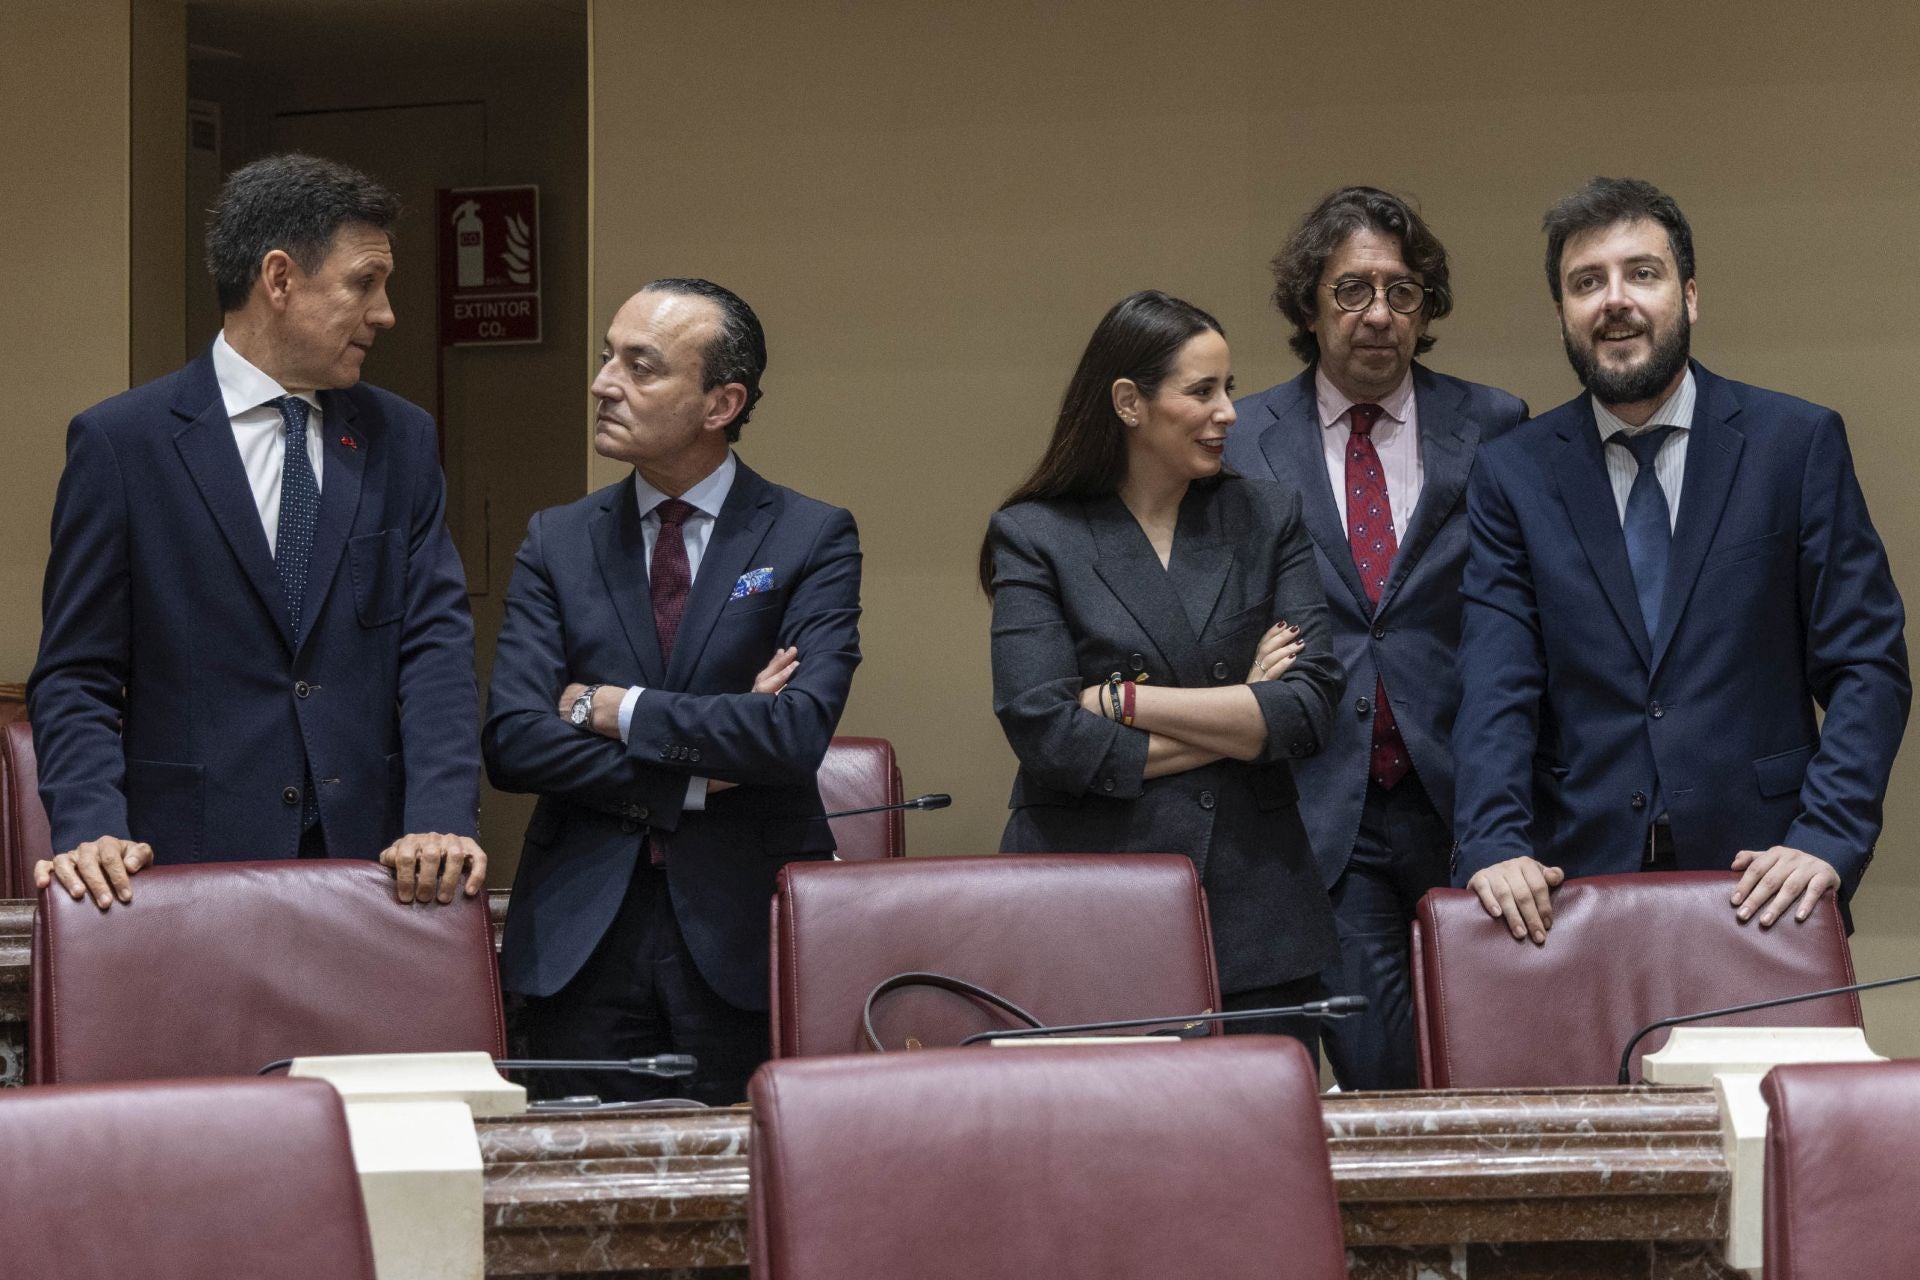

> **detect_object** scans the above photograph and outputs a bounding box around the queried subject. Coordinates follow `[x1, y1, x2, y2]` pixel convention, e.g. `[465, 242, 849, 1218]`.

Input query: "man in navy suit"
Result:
[1226, 187, 1527, 1089]
[1453, 177, 1908, 944]
[485, 279, 861, 1104]
[30, 154, 486, 910]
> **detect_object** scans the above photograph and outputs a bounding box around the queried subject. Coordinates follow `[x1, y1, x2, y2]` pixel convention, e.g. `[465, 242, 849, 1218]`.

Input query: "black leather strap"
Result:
[862, 971, 1045, 1052]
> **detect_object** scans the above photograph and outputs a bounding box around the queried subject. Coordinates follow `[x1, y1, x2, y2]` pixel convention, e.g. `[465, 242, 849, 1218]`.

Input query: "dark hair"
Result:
[639, 277, 768, 441]
[1542, 177, 1695, 302]
[1269, 186, 1452, 364]
[977, 290, 1224, 596]
[205, 154, 399, 313]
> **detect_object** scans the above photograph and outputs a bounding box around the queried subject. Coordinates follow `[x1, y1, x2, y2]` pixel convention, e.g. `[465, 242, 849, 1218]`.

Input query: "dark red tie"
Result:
[1345, 404, 1410, 790]
[649, 498, 696, 865]
[650, 498, 696, 664]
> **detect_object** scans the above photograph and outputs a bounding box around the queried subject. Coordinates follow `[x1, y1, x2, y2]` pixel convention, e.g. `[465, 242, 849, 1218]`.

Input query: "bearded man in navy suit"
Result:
[1225, 187, 1527, 1089]
[1453, 177, 1907, 944]
[485, 279, 861, 1104]
[30, 154, 486, 912]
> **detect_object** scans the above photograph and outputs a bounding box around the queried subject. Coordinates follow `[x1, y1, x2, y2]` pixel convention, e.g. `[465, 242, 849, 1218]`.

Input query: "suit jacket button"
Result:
[1210, 661, 1229, 680]
[1373, 625, 1387, 640]
[689, 748, 702, 763]
[294, 681, 311, 698]
[622, 803, 639, 817]
[1102, 777, 1116, 793]
[1631, 791, 1647, 810]
[282, 786, 300, 806]
[620, 819, 638, 834]
[1199, 790, 1216, 810]
[1129, 653, 1145, 673]
[637, 807, 650, 821]
[1356, 696, 1371, 716]
[1290, 741, 1307, 756]
[1649, 701, 1664, 719]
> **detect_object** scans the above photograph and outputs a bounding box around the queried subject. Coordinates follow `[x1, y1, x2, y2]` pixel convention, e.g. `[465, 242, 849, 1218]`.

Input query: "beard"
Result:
[1562, 309, 1691, 406]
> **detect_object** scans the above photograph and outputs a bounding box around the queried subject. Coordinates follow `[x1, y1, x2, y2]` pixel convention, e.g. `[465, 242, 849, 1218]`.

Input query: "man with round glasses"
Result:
[1226, 186, 1527, 1090]
[1453, 177, 1907, 946]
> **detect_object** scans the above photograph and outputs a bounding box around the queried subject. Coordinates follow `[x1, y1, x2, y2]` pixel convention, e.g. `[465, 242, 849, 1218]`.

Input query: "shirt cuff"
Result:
[684, 776, 708, 811]
[617, 685, 643, 743]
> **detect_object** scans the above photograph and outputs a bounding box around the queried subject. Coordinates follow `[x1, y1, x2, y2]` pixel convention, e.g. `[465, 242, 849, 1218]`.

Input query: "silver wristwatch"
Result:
[569, 683, 603, 727]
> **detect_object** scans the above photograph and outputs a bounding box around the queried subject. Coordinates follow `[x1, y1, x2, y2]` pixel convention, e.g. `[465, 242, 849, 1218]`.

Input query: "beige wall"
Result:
[0, 2, 134, 681]
[590, 1, 1920, 1048]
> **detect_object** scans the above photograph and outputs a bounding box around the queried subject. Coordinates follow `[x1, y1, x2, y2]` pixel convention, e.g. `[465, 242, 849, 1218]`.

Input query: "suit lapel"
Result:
[170, 358, 296, 653]
[1087, 494, 1206, 687]
[1258, 371, 1370, 614]
[665, 461, 777, 689]
[1169, 482, 1234, 637]
[298, 389, 366, 652]
[1550, 400, 1653, 667]
[1379, 366, 1473, 614]
[590, 476, 667, 685]
[1651, 367, 1744, 672]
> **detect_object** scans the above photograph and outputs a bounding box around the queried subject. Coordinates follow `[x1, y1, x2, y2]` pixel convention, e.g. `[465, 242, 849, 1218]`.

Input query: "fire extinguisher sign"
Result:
[437, 185, 541, 346]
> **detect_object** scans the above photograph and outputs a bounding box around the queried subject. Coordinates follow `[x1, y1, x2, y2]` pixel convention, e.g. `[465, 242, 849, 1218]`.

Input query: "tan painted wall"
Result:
[0, 2, 133, 681]
[590, 1, 1920, 1049]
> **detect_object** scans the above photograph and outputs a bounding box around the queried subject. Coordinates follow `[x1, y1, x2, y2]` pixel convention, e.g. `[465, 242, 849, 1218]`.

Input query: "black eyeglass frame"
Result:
[1326, 279, 1432, 315]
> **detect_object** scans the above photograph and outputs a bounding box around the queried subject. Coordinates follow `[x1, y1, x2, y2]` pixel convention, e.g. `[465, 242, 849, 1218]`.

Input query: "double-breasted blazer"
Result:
[987, 473, 1345, 992]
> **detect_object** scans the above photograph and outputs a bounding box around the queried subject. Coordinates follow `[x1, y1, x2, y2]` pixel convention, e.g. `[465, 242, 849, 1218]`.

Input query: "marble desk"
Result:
[0, 898, 1740, 1277]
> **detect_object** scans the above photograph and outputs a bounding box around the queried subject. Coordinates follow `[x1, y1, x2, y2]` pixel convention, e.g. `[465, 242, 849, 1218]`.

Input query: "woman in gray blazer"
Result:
[979, 291, 1345, 1047]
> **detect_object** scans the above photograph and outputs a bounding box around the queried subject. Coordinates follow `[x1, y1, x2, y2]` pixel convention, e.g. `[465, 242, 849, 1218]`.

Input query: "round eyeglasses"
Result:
[1328, 279, 1431, 315]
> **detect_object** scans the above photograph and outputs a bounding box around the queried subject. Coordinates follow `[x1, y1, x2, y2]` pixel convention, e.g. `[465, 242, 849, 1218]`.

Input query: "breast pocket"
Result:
[349, 530, 406, 627]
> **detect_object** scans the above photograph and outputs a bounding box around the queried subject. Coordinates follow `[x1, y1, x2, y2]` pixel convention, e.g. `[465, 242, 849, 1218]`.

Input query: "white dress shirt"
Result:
[212, 331, 323, 553]
[1316, 366, 1422, 536]
[1595, 369, 1696, 533]
[616, 452, 738, 810]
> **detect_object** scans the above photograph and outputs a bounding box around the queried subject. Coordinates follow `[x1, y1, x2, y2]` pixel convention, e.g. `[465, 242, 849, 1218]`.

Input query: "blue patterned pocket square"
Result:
[731, 567, 776, 599]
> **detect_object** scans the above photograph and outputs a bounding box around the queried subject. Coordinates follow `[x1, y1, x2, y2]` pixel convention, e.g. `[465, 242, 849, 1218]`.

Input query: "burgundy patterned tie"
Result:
[1346, 404, 1410, 790]
[650, 499, 697, 663]
[649, 498, 697, 866]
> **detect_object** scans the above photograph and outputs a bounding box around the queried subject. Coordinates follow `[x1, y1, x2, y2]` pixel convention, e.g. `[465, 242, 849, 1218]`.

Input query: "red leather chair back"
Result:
[1762, 1059, 1920, 1280]
[0, 702, 53, 899]
[749, 1038, 1346, 1280]
[32, 860, 507, 1083]
[0, 1076, 376, 1280]
[1412, 872, 1860, 1088]
[770, 853, 1221, 1058]
[816, 735, 904, 859]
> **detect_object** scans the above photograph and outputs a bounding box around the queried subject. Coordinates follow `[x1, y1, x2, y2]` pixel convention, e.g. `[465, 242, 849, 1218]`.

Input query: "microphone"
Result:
[258, 1054, 698, 1078]
[817, 793, 952, 820]
[1616, 971, 1920, 1085]
[955, 996, 1369, 1047]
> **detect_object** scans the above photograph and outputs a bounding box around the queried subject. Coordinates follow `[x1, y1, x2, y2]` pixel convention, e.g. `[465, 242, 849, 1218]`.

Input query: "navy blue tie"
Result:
[1610, 425, 1678, 642]
[272, 396, 320, 639]
[271, 396, 322, 835]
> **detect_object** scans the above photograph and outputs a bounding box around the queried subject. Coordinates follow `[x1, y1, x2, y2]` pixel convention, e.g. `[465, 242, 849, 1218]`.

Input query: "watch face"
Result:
[570, 697, 590, 726]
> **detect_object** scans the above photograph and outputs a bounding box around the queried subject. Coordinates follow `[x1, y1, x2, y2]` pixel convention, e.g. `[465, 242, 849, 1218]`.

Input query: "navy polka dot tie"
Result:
[272, 396, 320, 640]
[1346, 404, 1410, 790]
[272, 396, 321, 834]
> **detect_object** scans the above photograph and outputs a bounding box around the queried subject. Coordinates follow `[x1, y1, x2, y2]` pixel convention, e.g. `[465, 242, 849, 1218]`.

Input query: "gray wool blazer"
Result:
[986, 473, 1345, 992]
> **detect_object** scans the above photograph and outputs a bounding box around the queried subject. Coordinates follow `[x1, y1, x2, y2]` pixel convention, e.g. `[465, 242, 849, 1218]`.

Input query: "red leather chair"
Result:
[1412, 872, 1860, 1088]
[1762, 1059, 1920, 1280]
[32, 860, 507, 1083]
[0, 699, 53, 899]
[816, 735, 904, 859]
[770, 853, 1221, 1058]
[0, 1076, 376, 1280]
[749, 1038, 1346, 1280]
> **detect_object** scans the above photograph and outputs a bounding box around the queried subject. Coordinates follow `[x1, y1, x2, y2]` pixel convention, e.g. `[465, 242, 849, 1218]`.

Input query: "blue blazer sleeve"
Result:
[1784, 410, 1910, 889]
[28, 415, 136, 850]
[483, 510, 693, 820]
[1450, 444, 1551, 881]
